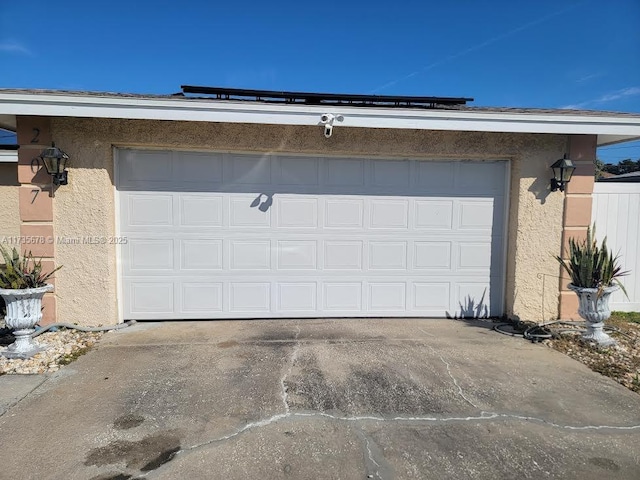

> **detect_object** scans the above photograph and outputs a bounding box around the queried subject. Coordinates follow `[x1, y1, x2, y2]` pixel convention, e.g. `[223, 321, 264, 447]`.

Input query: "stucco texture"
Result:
[0, 163, 20, 241]
[50, 118, 566, 325]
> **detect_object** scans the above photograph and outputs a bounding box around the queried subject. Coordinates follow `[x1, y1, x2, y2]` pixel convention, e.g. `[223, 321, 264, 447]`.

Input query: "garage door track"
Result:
[1, 319, 639, 479]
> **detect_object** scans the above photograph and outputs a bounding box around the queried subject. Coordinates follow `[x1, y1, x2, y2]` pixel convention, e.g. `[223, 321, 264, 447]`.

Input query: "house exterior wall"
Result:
[559, 135, 598, 319]
[0, 163, 20, 240]
[14, 117, 58, 322]
[45, 117, 567, 325]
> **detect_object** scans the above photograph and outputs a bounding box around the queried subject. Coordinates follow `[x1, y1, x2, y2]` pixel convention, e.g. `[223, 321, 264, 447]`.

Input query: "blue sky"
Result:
[1, 0, 639, 162]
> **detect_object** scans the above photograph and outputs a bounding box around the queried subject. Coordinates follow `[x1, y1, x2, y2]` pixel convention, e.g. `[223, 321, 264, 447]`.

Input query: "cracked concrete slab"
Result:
[153, 416, 364, 480]
[0, 373, 48, 416]
[0, 318, 639, 479]
[364, 420, 640, 479]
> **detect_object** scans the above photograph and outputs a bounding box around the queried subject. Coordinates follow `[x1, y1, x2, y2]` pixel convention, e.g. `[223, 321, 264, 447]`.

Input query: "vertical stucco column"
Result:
[16, 116, 57, 325]
[558, 135, 597, 319]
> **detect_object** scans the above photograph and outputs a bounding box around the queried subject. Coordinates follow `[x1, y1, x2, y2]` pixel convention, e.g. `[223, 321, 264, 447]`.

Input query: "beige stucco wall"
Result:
[50, 118, 566, 325]
[0, 163, 20, 242]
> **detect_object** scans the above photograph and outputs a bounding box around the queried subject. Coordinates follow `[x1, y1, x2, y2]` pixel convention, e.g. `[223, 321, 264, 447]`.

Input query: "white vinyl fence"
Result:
[591, 183, 640, 311]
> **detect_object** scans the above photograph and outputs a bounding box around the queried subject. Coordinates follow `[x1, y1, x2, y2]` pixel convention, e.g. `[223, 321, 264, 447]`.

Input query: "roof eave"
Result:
[1, 91, 640, 146]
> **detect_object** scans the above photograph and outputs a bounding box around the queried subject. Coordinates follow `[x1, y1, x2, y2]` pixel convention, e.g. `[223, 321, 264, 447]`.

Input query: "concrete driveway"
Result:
[1, 319, 639, 480]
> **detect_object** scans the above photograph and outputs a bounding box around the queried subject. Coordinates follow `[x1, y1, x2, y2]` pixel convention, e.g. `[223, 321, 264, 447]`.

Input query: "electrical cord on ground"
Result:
[31, 320, 137, 337]
[494, 320, 628, 343]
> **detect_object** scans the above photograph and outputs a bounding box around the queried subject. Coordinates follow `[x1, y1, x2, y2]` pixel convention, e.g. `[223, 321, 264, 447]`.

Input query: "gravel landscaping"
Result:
[0, 328, 102, 375]
[495, 312, 640, 394]
[542, 312, 640, 393]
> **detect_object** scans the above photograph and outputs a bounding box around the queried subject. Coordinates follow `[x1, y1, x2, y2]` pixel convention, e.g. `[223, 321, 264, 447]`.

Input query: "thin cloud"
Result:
[576, 72, 605, 84]
[370, 1, 587, 94]
[0, 40, 32, 56]
[562, 87, 640, 109]
[599, 87, 640, 102]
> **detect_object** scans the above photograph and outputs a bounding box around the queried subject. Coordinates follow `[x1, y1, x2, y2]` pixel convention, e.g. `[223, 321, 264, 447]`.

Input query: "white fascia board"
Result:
[0, 151, 18, 163]
[1, 92, 640, 139]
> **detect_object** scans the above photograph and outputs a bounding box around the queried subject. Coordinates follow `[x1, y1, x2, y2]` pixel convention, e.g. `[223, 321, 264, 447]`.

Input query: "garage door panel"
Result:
[371, 160, 410, 188]
[412, 283, 451, 311]
[458, 200, 496, 230]
[127, 239, 174, 271]
[118, 150, 506, 319]
[324, 241, 363, 270]
[227, 154, 272, 185]
[325, 158, 365, 186]
[278, 283, 318, 312]
[456, 161, 505, 194]
[454, 283, 492, 318]
[415, 162, 455, 191]
[414, 241, 452, 269]
[182, 282, 223, 312]
[176, 152, 223, 183]
[457, 242, 492, 270]
[368, 242, 408, 270]
[230, 282, 271, 312]
[277, 240, 317, 270]
[323, 282, 363, 311]
[370, 200, 409, 229]
[276, 197, 318, 228]
[127, 195, 173, 227]
[279, 156, 319, 186]
[229, 196, 271, 227]
[368, 282, 407, 310]
[119, 150, 173, 186]
[414, 200, 454, 229]
[179, 195, 223, 227]
[128, 281, 174, 314]
[230, 240, 271, 270]
[325, 198, 365, 228]
[180, 239, 223, 271]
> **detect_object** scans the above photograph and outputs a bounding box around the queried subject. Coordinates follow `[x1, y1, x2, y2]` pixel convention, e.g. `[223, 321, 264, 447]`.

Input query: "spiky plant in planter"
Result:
[556, 225, 628, 347]
[0, 246, 61, 358]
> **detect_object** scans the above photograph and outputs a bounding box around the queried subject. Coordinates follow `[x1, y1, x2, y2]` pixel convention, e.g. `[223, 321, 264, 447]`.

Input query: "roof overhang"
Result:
[0, 91, 639, 146]
[0, 150, 18, 163]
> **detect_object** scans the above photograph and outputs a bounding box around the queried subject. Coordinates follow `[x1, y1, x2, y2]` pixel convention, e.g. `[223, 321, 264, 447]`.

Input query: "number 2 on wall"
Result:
[31, 128, 40, 144]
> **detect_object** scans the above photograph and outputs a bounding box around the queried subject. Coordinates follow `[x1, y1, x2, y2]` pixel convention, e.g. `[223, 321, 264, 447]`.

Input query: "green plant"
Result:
[57, 344, 93, 366]
[556, 225, 628, 296]
[610, 311, 640, 324]
[0, 246, 61, 289]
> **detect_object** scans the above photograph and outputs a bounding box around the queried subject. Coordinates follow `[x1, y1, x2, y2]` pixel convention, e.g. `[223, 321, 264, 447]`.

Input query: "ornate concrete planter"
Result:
[568, 284, 618, 347]
[1, 284, 53, 359]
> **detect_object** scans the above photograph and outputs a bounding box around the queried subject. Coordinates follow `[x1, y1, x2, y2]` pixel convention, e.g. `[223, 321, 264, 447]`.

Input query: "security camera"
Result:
[320, 113, 334, 124]
[320, 113, 336, 138]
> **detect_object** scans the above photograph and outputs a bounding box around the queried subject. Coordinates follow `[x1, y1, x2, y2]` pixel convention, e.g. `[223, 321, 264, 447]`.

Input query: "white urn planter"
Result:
[568, 284, 618, 347]
[1, 284, 53, 359]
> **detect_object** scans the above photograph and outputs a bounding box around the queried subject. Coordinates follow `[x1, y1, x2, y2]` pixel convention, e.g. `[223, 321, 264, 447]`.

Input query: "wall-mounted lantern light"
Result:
[40, 143, 69, 188]
[550, 155, 575, 192]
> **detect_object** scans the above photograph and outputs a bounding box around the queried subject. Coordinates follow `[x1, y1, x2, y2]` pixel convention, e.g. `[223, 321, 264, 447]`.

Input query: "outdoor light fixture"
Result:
[40, 142, 69, 187]
[550, 155, 575, 192]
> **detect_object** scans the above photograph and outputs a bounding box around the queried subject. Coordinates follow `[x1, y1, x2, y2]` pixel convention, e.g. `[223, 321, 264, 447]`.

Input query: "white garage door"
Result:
[117, 149, 507, 320]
